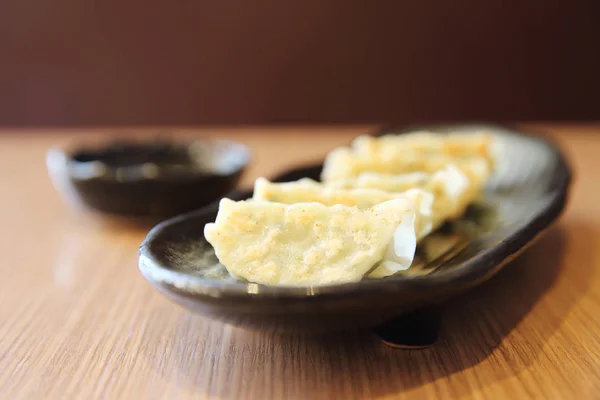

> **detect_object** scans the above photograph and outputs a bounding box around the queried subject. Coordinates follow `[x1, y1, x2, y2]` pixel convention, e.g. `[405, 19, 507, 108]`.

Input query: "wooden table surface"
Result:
[0, 124, 598, 399]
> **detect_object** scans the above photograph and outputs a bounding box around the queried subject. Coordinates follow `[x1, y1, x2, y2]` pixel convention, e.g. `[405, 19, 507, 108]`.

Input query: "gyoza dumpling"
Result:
[321, 148, 490, 182]
[254, 177, 392, 208]
[352, 131, 494, 161]
[253, 177, 434, 239]
[321, 132, 494, 182]
[327, 164, 478, 225]
[328, 171, 431, 192]
[329, 162, 488, 195]
[204, 198, 418, 286]
[253, 177, 430, 209]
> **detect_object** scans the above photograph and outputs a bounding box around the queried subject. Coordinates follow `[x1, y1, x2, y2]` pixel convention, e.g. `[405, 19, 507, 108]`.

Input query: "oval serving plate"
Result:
[139, 124, 571, 333]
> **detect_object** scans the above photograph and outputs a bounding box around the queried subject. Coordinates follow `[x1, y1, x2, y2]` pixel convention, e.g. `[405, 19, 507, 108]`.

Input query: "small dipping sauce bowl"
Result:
[46, 137, 251, 218]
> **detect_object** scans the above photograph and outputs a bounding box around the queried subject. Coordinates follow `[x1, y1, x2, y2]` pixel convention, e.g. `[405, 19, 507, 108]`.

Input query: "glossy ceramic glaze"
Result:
[139, 124, 571, 333]
[47, 138, 250, 218]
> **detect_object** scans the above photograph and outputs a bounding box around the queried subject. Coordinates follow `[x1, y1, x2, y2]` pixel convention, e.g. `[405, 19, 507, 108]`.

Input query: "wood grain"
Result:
[0, 124, 599, 399]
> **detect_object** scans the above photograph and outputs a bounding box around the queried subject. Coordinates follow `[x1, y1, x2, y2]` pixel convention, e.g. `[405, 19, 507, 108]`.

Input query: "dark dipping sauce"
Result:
[71, 141, 193, 169]
[62, 139, 250, 218]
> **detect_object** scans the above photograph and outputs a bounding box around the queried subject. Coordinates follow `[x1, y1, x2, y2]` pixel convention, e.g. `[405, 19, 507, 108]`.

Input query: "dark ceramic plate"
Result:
[139, 124, 571, 334]
[47, 137, 250, 218]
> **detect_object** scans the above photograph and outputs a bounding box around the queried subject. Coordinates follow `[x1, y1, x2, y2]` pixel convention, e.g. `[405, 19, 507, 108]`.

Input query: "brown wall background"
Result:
[1, 0, 599, 126]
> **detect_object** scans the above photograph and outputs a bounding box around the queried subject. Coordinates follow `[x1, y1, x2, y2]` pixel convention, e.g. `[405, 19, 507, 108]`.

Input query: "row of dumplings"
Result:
[205, 131, 495, 287]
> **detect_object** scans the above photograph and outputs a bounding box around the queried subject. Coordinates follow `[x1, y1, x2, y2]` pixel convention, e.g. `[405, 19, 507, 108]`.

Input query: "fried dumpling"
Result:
[321, 148, 489, 182]
[352, 131, 494, 161]
[328, 171, 431, 193]
[204, 198, 418, 286]
[327, 164, 477, 225]
[253, 177, 434, 239]
[253, 176, 428, 208]
[321, 132, 494, 182]
[254, 177, 393, 208]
